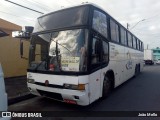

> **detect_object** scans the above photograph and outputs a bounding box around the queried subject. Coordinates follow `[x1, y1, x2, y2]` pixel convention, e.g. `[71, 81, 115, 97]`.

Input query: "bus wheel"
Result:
[102, 76, 111, 99]
[134, 65, 139, 77]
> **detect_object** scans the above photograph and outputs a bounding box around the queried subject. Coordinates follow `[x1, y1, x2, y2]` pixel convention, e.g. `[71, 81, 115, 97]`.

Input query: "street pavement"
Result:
[8, 65, 160, 120]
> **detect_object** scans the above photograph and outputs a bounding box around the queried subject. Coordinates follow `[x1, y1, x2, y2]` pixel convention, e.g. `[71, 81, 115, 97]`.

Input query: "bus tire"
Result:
[138, 64, 140, 73]
[102, 76, 111, 99]
[134, 65, 139, 77]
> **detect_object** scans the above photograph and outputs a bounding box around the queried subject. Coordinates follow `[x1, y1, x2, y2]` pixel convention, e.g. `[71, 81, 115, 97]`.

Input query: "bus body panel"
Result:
[88, 69, 101, 103]
[109, 42, 143, 88]
[27, 72, 90, 106]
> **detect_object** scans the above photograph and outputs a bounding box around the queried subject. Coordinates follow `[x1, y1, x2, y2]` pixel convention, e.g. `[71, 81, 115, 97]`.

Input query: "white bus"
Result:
[27, 3, 144, 106]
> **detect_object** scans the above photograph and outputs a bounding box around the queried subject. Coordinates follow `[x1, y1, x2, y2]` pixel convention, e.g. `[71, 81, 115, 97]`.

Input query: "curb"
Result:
[8, 93, 36, 106]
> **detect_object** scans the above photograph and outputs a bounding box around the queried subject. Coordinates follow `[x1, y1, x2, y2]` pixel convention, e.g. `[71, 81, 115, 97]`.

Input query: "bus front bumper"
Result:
[27, 83, 90, 106]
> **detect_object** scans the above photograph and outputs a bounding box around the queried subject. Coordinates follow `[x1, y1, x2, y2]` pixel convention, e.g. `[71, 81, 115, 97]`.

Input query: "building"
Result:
[153, 47, 160, 61]
[0, 18, 30, 78]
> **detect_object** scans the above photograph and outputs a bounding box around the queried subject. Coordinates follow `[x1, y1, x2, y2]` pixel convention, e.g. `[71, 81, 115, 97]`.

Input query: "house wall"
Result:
[153, 48, 160, 61]
[0, 33, 30, 78]
[0, 18, 30, 78]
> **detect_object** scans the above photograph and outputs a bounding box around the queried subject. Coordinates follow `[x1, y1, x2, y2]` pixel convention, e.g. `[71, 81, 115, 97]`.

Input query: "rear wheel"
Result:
[102, 76, 111, 99]
[134, 65, 140, 77]
[134, 65, 138, 77]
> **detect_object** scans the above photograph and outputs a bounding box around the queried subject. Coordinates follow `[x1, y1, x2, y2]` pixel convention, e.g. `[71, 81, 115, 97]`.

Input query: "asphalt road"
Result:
[8, 65, 160, 120]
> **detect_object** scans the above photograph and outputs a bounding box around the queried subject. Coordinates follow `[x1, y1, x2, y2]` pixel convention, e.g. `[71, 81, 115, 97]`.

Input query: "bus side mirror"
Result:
[12, 26, 34, 40]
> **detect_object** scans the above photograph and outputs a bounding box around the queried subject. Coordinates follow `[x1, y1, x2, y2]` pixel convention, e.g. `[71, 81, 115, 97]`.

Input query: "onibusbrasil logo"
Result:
[2, 112, 42, 118]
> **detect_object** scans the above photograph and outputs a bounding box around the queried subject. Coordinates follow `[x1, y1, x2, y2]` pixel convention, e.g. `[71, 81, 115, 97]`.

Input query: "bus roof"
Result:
[38, 3, 106, 19]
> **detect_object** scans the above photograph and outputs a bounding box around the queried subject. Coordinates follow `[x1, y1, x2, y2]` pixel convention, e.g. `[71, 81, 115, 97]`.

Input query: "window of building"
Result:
[127, 32, 133, 47]
[153, 50, 156, 53]
[92, 10, 108, 38]
[120, 27, 127, 45]
[110, 19, 119, 43]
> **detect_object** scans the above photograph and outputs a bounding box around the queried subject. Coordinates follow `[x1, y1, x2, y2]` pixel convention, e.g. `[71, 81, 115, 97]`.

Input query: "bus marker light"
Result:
[78, 84, 85, 90]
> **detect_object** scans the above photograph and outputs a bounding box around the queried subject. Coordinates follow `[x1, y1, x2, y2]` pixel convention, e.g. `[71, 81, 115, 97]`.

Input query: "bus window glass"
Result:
[139, 40, 141, 50]
[102, 41, 109, 63]
[91, 38, 101, 64]
[92, 10, 108, 38]
[127, 33, 133, 47]
[137, 39, 140, 50]
[120, 27, 127, 45]
[29, 34, 49, 70]
[29, 29, 88, 72]
[35, 44, 41, 62]
[139, 41, 142, 50]
[110, 19, 119, 43]
[142, 42, 144, 51]
[49, 29, 87, 72]
[133, 37, 137, 49]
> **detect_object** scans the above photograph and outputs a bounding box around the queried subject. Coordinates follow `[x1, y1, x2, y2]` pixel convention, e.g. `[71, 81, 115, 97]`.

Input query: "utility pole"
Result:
[127, 23, 130, 30]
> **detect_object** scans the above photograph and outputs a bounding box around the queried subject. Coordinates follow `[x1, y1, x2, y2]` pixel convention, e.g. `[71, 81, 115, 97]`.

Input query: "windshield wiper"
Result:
[55, 40, 61, 71]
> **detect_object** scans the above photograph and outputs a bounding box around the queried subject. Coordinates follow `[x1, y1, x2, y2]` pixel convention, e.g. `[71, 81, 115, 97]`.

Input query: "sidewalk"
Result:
[4, 76, 35, 105]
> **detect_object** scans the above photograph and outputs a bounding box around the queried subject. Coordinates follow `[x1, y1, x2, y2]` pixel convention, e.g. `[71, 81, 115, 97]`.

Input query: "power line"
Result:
[30, 0, 53, 11]
[0, 10, 36, 22]
[21, 0, 51, 12]
[4, 0, 44, 14]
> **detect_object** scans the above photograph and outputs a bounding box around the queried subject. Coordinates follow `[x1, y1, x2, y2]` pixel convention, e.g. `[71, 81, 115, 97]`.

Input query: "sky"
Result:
[1, 0, 160, 49]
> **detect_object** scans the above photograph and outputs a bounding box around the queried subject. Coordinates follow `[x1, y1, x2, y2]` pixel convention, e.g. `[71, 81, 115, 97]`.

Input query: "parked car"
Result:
[0, 64, 10, 120]
[156, 59, 160, 64]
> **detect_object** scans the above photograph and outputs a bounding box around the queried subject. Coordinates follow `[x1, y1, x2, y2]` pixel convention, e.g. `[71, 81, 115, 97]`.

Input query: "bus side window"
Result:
[102, 41, 109, 63]
[91, 38, 101, 64]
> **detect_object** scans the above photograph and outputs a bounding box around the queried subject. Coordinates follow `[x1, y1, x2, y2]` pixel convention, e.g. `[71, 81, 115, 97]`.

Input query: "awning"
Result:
[0, 29, 9, 37]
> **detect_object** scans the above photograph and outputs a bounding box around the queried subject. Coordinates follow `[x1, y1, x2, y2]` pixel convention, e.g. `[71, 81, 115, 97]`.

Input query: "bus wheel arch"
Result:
[102, 70, 115, 98]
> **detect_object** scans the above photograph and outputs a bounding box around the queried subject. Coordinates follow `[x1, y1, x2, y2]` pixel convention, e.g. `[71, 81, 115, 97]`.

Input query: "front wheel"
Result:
[102, 76, 111, 99]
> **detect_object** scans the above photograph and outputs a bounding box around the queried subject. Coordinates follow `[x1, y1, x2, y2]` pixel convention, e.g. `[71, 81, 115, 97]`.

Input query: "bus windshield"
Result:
[29, 29, 88, 72]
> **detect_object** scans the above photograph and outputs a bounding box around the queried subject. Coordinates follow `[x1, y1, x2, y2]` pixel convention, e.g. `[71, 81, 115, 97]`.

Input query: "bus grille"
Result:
[37, 90, 63, 101]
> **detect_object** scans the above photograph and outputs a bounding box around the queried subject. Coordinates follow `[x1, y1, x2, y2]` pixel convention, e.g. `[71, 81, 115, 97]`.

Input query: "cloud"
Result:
[1, 0, 160, 48]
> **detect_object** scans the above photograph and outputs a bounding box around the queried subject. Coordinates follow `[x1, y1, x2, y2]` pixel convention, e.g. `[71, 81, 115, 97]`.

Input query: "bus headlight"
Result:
[27, 79, 35, 84]
[63, 84, 85, 90]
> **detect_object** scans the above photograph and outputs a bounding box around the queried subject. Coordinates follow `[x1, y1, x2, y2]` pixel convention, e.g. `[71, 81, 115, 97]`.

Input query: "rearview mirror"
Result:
[12, 31, 31, 39]
[12, 26, 34, 40]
